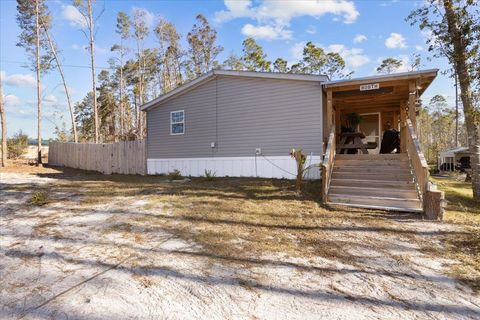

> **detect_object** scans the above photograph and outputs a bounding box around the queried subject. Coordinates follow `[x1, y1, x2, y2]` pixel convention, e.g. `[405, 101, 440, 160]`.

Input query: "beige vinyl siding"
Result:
[146, 75, 323, 158]
[147, 78, 217, 158]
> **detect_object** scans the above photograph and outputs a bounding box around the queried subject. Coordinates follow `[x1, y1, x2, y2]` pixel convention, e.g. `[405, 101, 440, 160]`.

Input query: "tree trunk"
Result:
[43, 27, 78, 143]
[87, 0, 99, 143]
[35, 0, 42, 165]
[0, 78, 7, 167]
[119, 41, 124, 139]
[444, 0, 480, 200]
[136, 41, 143, 139]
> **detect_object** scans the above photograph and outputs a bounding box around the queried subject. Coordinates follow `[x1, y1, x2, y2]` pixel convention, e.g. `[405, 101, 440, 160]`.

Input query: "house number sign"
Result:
[359, 83, 380, 91]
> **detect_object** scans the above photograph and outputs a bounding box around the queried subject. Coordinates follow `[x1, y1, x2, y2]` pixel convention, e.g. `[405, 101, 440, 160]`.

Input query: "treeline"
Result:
[65, 11, 352, 143]
[417, 94, 467, 164]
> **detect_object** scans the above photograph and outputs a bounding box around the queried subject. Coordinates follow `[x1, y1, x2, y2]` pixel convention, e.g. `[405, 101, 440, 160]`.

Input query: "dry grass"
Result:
[431, 176, 480, 291]
[0, 159, 58, 174]
[4, 161, 479, 292]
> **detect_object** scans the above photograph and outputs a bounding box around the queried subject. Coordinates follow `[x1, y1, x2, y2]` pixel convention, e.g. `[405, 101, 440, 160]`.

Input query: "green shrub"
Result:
[204, 169, 216, 181]
[7, 131, 28, 159]
[30, 191, 48, 206]
[167, 169, 182, 180]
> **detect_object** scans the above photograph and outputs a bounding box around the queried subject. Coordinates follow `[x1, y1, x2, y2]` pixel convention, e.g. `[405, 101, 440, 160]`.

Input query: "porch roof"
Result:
[323, 69, 438, 111]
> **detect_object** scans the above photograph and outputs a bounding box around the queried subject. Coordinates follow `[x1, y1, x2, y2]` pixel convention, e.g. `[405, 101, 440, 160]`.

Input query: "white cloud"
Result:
[1, 72, 36, 87]
[415, 45, 424, 51]
[305, 25, 317, 35]
[61, 5, 87, 28]
[215, 0, 359, 40]
[43, 94, 58, 106]
[385, 32, 407, 49]
[71, 43, 107, 54]
[326, 44, 371, 69]
[4, 94, 21, 107]
[290, 41, 306, 61]
[241, 23, 292, 40]
[71, 43, 87, 51]
[58, 85, 77, 96]
[353, 34, 367, 43]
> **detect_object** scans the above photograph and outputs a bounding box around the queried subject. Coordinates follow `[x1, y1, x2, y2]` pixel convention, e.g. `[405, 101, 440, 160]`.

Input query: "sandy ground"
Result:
[1, 171, 479, 320]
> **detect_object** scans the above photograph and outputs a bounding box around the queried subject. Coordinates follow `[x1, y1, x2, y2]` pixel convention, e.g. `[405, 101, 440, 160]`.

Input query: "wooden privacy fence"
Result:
[49, 141, 146, 175]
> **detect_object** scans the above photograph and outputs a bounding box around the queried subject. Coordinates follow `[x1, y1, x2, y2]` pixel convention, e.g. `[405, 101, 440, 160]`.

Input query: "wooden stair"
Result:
[327, 154, 423, 212]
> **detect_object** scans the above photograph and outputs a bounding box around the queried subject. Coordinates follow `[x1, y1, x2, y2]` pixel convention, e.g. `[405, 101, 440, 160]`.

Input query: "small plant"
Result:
[204, 169, 216, 181]
[290, 148, 307, 193]
[343, 113, 363, 131]
[167, 169, 182, 180]
[30, 191, 48, 206]
[7, 130, 28, 159]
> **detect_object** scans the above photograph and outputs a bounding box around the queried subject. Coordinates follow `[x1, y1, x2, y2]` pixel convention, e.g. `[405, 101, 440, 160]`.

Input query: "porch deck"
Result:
[321, 70, 444, 216]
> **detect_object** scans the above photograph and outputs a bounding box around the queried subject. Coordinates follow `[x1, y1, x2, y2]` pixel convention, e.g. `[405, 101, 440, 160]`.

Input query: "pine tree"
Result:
[74, 92, 95, 142]
[408, 0, 480, 199]
[113, 11, 130, 138]
[376, 58, 403, 74]
[155, 18, 183, 93]
[241, 38, 271, 72]
[273, 58, 288, 73]
[132, 8, 149, 138]
[187, 14, 223, 78]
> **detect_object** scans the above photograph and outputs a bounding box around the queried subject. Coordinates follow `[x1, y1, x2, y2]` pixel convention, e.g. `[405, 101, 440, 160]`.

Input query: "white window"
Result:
[170, 110, 185, 135]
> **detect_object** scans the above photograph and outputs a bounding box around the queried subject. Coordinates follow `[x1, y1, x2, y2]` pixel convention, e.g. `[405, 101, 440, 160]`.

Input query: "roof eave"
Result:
[141, 69, 328, 112]
[141, 70, 215, 111]
[322, 69, 439, 89]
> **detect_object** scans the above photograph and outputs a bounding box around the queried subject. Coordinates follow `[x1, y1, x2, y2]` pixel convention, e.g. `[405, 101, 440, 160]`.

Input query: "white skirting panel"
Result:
[147, 155, 321, 179]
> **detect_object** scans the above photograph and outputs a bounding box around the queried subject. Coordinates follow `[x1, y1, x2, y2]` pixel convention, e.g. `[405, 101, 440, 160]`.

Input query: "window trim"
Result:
[170, 110, 185, 135]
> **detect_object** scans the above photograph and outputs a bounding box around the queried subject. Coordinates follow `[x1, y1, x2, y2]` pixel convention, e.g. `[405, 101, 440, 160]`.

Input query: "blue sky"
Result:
[1, 0, 452, 139]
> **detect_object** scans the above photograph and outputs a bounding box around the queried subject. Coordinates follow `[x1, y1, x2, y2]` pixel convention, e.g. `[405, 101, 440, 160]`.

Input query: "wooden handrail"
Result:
[321, 126, 336, 202]
[405, 118, 429, 197]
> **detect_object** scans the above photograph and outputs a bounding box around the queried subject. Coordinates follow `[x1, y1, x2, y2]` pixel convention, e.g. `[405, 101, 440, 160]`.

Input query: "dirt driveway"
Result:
[1, 168, 479, 319]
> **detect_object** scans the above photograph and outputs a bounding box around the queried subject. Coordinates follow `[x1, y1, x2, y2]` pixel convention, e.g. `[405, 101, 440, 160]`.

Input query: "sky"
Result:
[0, 0, 454, 139]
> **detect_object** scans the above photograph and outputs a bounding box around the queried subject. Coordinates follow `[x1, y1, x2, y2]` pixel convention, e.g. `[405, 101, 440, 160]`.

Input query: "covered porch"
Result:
[323, 70, 438, 154]
[320, 70, 444, 217]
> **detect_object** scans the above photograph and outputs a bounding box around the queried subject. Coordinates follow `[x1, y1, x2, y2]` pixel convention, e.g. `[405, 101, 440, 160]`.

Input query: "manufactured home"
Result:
[142, 69, 441, 213]
[439, 146, 471, 172]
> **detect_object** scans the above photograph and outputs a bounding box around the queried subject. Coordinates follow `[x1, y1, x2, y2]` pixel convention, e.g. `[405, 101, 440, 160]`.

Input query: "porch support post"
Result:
[400, 100, 407, 153]
[325, 89, 333, 140]
[408, 80, 417, 128]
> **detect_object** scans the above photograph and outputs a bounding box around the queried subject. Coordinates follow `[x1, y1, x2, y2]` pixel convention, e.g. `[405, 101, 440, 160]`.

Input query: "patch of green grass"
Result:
[203, 169, 216, 181]
[431, 176, 480, 225]
[167, 169, 183, 180]
[30, 191, 48, 206]
[431, 176, 480, 291]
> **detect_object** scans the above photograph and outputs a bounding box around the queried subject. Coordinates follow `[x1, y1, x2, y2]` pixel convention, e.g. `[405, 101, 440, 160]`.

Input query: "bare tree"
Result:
[42, 26, 78, 142]
[131, 8, 149, 138]
[16, 0, 52, 165]
[73, 0, 101, 143]
[0, 78, 6, 167]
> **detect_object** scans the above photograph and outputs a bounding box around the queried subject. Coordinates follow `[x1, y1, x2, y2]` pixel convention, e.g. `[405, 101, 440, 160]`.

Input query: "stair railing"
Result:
[321, 126, 336, 202]
[406, 118, 445, 219]
[405, 118, 429, 199]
